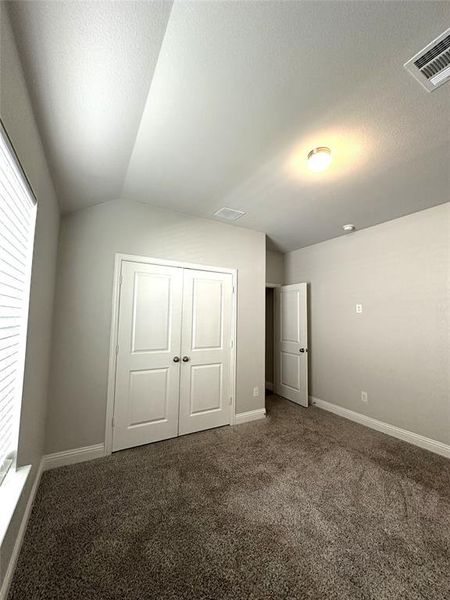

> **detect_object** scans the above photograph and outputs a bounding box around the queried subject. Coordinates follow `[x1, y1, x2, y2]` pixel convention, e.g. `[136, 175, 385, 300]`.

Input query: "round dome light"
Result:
[307, 147, 332, 172]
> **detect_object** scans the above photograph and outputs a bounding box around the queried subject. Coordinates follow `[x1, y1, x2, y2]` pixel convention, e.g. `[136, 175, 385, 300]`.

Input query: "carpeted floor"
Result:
[8, 395, 450, 600]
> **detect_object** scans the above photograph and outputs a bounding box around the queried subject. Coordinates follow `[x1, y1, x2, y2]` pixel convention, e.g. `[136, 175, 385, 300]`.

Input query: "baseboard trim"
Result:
[43, 443, 105, 471]
[234, 408, 266, 425]
[265, 382, 273, 391]
[310, 396, 450, 459]
[0, 459, 43, 600]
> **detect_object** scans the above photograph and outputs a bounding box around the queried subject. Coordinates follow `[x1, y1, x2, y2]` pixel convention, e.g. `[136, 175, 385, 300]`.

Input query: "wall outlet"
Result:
[361, 391, 368, 403]
[253, 386, 259, 398]
[356, 304, 363, 313]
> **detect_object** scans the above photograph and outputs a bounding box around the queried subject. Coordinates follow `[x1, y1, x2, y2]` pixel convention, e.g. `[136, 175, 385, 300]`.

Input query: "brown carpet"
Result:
[8, 395, 450, 599]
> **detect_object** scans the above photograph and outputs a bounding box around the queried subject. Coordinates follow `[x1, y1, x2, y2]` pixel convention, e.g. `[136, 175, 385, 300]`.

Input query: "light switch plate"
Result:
[356, 304, 363, 313]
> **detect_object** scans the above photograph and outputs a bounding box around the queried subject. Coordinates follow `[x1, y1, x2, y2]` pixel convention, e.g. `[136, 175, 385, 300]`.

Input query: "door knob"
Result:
[173, 356, 180, 363]
[182, 356, 190, 362]
[299, 348, 308, 353]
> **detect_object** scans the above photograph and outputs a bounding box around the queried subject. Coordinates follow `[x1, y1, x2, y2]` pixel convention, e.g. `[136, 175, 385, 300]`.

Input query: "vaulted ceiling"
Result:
[6, 1, 450, 251]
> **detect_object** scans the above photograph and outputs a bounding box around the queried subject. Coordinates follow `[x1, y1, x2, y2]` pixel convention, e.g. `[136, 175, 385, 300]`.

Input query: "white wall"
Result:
[266, 249, 284, 284]
[46, 199, 266, 453]
[285, 204, 450, 445]
[0, 8, 60, 586]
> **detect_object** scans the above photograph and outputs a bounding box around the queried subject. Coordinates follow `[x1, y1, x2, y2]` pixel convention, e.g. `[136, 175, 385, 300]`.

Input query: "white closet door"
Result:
[275, 283, 309, 407]
[179, 269, 233, 435]
[113, 261, 183, 451]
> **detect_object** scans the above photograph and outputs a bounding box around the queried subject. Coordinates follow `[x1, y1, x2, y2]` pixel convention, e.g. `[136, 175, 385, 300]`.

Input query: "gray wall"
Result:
[266, 250, 284, 284]
[46, 199, 266, 453]
[0, 8, 60, 586]
[285, 204, 449, 445]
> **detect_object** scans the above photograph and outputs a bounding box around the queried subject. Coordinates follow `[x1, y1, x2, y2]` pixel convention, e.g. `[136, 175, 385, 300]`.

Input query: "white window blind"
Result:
[0, 124, 36, 485]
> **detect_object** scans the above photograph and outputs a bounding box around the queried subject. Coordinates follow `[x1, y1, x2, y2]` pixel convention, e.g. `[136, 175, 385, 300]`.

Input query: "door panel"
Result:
[275, 283, 308, 407]
[131, 273, 171, 352]
[190, 363, 222, 415]
[281, 352, 300, 391]
[128, 368, 169, 426]
[179, 270, 232, 435]
[281, 291, 299, 342]
[113, 262, 183, 451]
[192, 279, 223, 349]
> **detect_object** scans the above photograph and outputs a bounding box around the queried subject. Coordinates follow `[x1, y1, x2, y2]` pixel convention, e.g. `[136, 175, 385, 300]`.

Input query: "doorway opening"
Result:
[265, 286, 276, 396]
[266, 282, 309, 407]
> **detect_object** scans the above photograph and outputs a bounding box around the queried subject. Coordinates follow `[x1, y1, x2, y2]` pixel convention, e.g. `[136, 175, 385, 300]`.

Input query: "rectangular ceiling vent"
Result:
[213, 207, 246, 221]
[404, 28, 450, 92]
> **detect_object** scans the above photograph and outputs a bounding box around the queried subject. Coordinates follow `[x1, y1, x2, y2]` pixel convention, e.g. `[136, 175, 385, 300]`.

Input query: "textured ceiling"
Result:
[6, 0, 174, 212]
[6, 1, 450, 251]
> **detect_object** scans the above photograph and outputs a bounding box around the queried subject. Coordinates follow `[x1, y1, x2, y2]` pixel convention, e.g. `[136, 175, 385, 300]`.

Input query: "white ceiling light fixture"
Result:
[342, 224, 355, 232]
[307, 146, 332, 172]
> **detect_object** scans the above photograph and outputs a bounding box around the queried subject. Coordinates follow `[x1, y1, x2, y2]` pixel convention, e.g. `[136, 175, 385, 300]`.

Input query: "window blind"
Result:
[0, 124, 36, 484]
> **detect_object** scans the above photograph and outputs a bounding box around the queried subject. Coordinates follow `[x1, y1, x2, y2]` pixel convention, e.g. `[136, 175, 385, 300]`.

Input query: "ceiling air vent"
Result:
[213, 207, 246, 221]
[404, 28, 450, 91]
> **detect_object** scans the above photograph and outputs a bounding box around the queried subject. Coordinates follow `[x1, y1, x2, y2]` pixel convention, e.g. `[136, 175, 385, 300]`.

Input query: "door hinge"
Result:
[230, 339, 234, 349]
[111, 417, 115, 428]
[116, 344, 119, 355]
[119, 274, 123, 287]
[229, 396, 232, 406]
[232, 286, 235, 294]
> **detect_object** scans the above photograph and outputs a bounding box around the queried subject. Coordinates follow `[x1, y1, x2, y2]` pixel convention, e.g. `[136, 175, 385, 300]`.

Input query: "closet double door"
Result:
[112, 260, 233, 452]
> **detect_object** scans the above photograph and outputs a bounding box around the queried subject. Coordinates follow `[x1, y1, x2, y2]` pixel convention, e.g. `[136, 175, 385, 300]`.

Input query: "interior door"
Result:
[113, 261, 183, 451]
[178, 269, 233, 435]
[275, 283, 308, 407]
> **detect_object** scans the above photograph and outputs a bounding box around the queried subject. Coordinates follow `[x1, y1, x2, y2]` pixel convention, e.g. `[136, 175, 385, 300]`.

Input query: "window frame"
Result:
[0, 120, 37, 487]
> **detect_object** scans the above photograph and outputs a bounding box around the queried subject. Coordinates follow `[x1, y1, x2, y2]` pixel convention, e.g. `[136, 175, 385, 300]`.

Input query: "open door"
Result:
[274, 283, 308, 407]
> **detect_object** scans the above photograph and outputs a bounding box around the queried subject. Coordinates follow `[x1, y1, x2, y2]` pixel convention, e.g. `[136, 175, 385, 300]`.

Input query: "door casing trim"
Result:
[104, 253, 238, 456]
